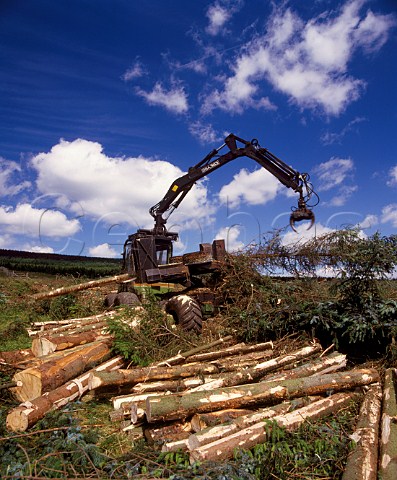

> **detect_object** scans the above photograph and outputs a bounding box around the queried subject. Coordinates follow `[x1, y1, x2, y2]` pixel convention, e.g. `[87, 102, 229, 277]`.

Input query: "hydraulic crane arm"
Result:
[149, 134, 318, 235]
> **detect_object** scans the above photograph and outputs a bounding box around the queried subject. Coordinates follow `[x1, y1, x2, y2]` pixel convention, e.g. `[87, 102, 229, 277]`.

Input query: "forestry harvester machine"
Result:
[106, 134, 318, 333]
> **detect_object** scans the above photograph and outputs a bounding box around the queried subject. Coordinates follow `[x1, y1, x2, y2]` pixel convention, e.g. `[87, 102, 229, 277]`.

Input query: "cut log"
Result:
[31, 320, 108, 339]
[6, 356, 124, 432]
[31, 311, 117, 328]
[144, 421, 192, 444]
[186, 396, 318, 450]
[31, 273, 131, 300]
[379, 368, 397, 480]
[185, 341, 273, 364]
[146, 368, 379, 423]
[0, 348, 35, 365]
[262, 351, 347, 383]
[88, 363, 221, 391]
[28, 311, 118, 336]
[32, 331, 112, 357]
[191, 409, 254, 432]
[190, 391, 357, 463]
[11, 340, 112, 402]
[188, 343, 323, 392]
[342, 383, 382, 480]
[153, 336, 235, 367]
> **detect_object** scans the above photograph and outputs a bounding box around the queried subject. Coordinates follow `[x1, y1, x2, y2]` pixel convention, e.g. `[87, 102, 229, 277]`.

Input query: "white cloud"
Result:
[188, 120, 222, 144]
[135, 82, 188, 114]
[89, 243, 120, 258]
[30, 138, 215, 231]
[314, 157, 354, 191]
[0, 159, 31, 196]
[202, 0, 396, 115]
[320, 117, 366, 145]
[357, 214, 378, 229]
[206, 3, 231, 36]
[23, 244, 55, 253]
[387, 165, 397, 187]
[381, 204, 397, 227]
[0, 203, 80, 237]
[328, 185, 358, 207]
[215, 225, 244, 252]
[122, 59, 147, 81]
[218, 168, 281, 209]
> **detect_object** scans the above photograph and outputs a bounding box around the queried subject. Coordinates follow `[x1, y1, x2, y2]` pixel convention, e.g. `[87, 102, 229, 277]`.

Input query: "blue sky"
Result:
[0, 0, 396, 258]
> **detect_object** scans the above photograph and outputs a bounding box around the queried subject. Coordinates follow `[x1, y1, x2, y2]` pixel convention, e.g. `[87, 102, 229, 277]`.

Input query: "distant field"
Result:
[0, 249, 122, 278]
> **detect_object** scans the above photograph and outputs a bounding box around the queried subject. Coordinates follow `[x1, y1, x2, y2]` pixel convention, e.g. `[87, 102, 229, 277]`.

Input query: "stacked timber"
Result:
[84, 338, 388, 464]
[2, 308, 137, 432]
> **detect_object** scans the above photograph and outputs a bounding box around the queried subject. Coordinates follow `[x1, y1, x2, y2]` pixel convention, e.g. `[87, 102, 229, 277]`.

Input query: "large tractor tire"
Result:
[166, 295, 203, 334]
[113, 292, 141, 307]
[104, 292, 118, 308]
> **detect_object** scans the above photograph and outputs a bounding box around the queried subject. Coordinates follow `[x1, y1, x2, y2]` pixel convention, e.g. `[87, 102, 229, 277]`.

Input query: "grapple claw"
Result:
[290, 208, 315, 233]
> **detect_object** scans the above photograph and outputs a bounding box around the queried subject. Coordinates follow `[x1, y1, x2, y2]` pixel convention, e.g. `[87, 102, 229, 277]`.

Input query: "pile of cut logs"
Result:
[1, 309, 397, 479]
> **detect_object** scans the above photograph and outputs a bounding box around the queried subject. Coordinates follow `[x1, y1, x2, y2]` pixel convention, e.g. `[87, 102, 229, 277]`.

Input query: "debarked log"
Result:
[31, 273, 131, 300]
[153, 336, 235, 367]
[185, 341, 274, 364]
[262, 351, 347, 383]
[6, 356, 124, 432]
[342, 383, 382, 480]
[186, 396, 318, 451]
[11, 340, 113, 402]
[146, 368, 379, 423]
[28, 311, 117, 336]
[189, 391, 357, 463]
[187, 344, 323, 392]
[32, 330, 111, 357]
[379, 368, 397, 480]
[88, 363, 221, 391]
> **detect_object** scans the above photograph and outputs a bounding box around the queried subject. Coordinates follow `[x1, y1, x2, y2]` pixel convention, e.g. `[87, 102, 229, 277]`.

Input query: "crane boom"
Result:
[149, 134, 317, 235]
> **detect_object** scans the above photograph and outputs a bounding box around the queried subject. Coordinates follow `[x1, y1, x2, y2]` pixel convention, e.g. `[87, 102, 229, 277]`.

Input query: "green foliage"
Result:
[0, 408, 108, 478]
[0, 250, 121, 278]
[107, 295, 199, 365]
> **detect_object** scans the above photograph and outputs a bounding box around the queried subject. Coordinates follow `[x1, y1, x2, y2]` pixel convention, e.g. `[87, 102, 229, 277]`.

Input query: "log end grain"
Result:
[6, 409, 29, 432]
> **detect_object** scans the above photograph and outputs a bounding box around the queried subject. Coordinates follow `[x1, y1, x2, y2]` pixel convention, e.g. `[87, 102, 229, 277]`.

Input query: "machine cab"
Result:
[122, 229, 182, 283]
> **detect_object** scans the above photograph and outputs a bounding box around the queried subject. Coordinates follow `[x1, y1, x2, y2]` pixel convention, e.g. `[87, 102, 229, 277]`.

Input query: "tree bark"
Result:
[11, 340, 112, 402]
[88, 363, 221, 391]
[146, 368, 379, 423]
[342, 383, 382, 480]
[32, 330, 112, 357]
[188, 344, 322, 392]
[190, 409, 255, 432]
[190, 392, 357, 463]
[144, 421, 192, 444]
[379, 368, 397, 480]
[6, 356, 124, 432]
[31, 273, 131, 300]
[0, 348, 35, 365]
